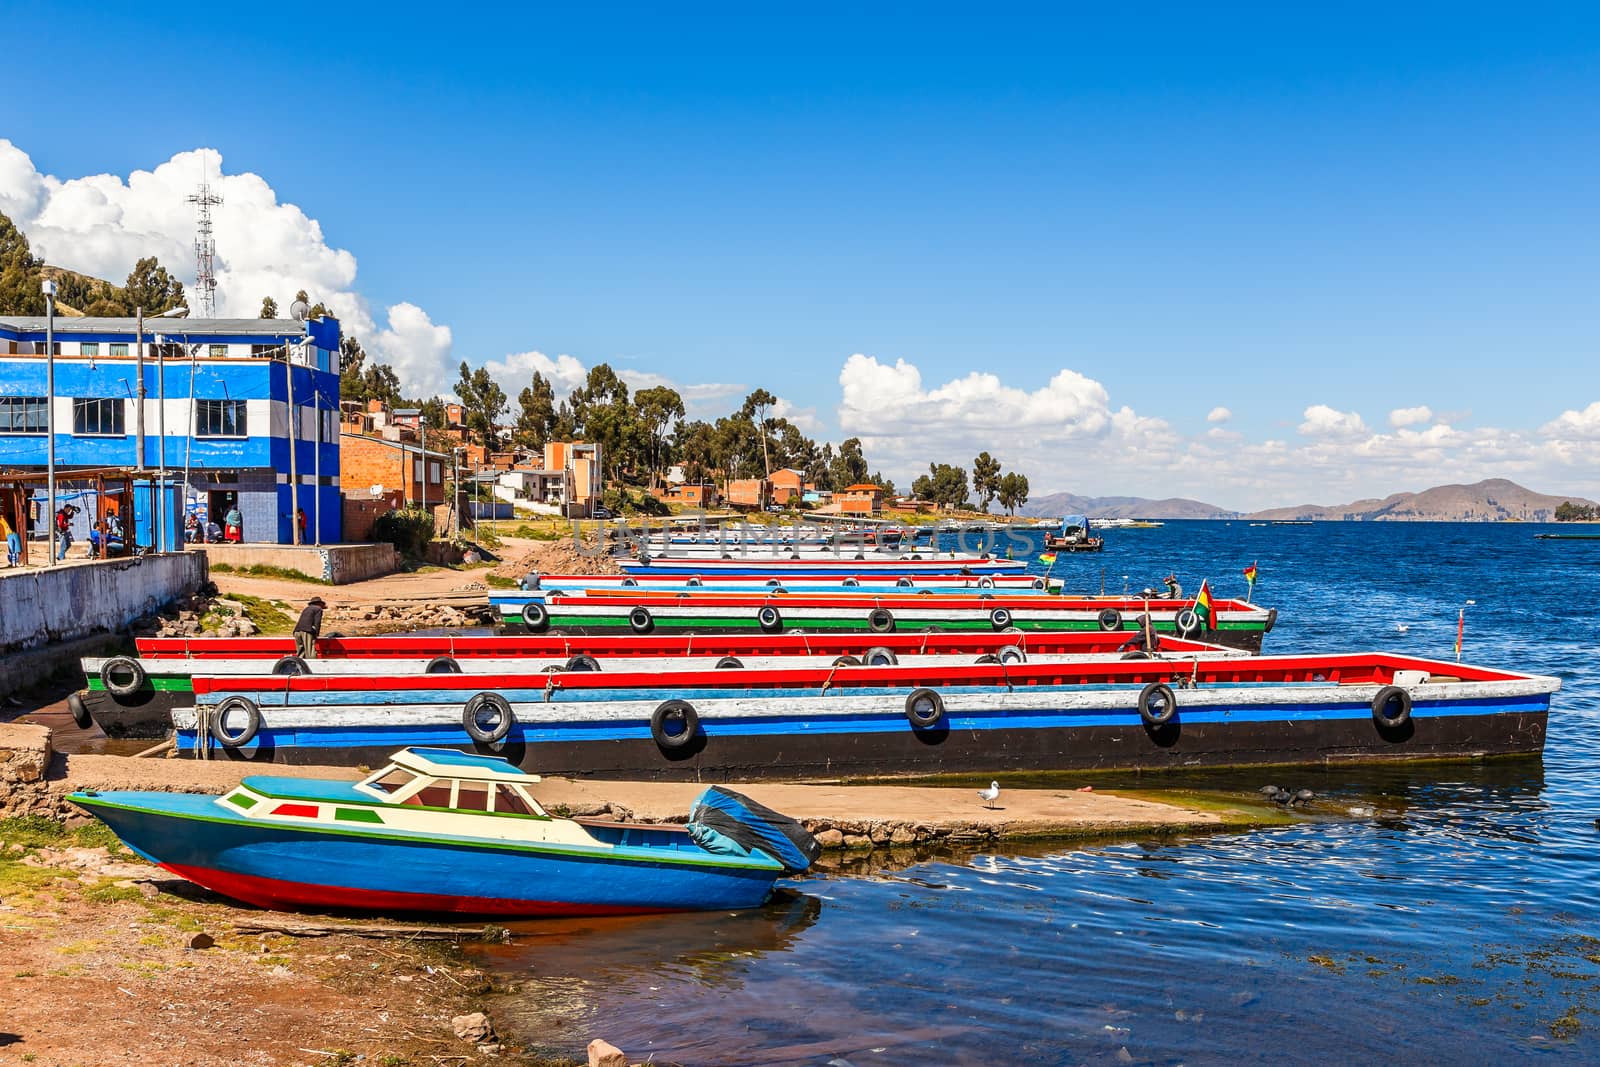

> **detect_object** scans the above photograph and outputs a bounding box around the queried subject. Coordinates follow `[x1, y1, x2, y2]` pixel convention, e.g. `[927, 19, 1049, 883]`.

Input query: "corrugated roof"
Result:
[0, 316, 321, 336]
[843, 483, 882, 491]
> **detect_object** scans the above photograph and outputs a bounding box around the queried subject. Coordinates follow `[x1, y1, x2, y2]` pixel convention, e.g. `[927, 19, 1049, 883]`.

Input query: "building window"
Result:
[0, 397, 48, 434]
[80, 343, 100, 357]
[429, 462, 441, 483]
[109, 343, 129, 357]
[196, 399, 248, 438]
[209, 344, 228, 358]
[73, 398, 125, 436]
[320, 409, 337, 444]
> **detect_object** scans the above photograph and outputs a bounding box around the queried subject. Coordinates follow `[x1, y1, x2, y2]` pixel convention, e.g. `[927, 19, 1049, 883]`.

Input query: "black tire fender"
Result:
[843, 578, 860, 588]
[425, 655, 462, 674]
[1138, 681, 1177, 726]
[67, 692, 92, 729]
[979, 576, 995, 589]
[1031, 577, 1045, 590]
[868, 608, 896, 633]
[100, 656, 146, 698]
[629, 606, 654, 634]
[1372, 685, 1412, 728]
[896, 577, 913, 588]
[1121, 650, 1152, 660]
[651, 699, 699, 749]
[1174, 609, 1201, 638]
[211, 695, 262, 748]
[990, 607, 1013, 630]
[1265, 607, 1278, 633]
[564, 653, 601, 672]
[463, 692, 515, 744]
[831, 654, 861, 667]
[863, 645, 899, 666]
[905, 687, 945, 728]
[997, 644, 1026, 665]
[524, 601, 550, 632]
[715, 656, 744, 669]
[758, 605, 783, 633]
[1098, 608, 1123, 632]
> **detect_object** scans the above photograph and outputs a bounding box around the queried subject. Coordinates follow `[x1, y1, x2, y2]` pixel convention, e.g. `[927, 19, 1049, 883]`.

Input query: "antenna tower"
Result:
[187, 181, 223, 317]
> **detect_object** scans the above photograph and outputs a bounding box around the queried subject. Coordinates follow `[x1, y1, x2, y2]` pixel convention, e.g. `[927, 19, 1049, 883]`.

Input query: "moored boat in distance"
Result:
[618, 555, 1027, 577]
[71, 747, 818, 916]
[174, 653, 1559, 779]
[498, 590, 1275, 650]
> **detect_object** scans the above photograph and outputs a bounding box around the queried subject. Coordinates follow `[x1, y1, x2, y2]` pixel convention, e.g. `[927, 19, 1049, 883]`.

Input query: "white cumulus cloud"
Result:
[1207, 406, 1232, 424]
[1389, 405, 1434, 428]
[1541, 401, 1600, 441]
[1299, 404, 1369, 438]
[487, 350, 591, 399]
[0, 139, 459, 396]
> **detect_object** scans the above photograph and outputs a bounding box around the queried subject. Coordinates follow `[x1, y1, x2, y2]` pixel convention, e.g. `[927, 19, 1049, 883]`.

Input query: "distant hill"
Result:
[1019, 492, 1237, 520]
[1246, 479, 1597, 522]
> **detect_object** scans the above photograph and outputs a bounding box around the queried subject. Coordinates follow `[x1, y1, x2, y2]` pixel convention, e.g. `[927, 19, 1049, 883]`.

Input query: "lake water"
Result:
[471, 520, 1600, 1065]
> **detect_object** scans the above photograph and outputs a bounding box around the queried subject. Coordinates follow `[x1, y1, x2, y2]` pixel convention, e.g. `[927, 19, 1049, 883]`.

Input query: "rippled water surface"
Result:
[474, 522, 1600, 1065]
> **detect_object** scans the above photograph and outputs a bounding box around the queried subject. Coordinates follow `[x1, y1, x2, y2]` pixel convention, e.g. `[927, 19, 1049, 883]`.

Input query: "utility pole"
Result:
[284, 345, 300, 545]
[43, 280, 57, 566]
[135, 307, 146, 472]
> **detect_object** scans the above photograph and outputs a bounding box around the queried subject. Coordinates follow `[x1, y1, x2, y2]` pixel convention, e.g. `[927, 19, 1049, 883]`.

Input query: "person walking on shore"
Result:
[55, 504, 78, 560]
[293, 596, 326, 660]
[1, 513, 19, 567]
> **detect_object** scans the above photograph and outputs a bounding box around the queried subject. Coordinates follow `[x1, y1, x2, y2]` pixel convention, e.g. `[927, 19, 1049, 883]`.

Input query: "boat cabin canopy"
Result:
[354, 747, 548, 816]
[1061, 514, 1089, 534]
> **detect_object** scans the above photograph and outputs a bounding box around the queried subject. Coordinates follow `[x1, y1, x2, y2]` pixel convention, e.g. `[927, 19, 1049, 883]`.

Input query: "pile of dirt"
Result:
[490, 535, 622, 582]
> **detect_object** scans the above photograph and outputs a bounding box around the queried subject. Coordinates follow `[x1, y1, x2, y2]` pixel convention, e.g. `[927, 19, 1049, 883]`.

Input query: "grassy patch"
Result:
[209, 562, 330, 584]
[484, 574, 519, 589]
[0, 817, 131, 896]
[203, 593, 294, 635]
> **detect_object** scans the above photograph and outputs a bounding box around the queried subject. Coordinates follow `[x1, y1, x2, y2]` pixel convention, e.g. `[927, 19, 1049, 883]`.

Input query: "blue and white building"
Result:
[0, 315, 343, 547]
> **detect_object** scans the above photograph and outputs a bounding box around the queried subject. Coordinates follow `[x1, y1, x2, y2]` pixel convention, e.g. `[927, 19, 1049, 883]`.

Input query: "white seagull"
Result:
[1395, 623, 1410, 634]
[979, 781, 1000, 810]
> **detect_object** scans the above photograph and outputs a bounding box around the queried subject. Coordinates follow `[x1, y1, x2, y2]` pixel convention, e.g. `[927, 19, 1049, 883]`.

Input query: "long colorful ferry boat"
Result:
[522, 573, 1058, 594]
[495, 590, 1275, 649]
[75, 630, 1233, 739]
[618, 555, 1028, 577]
[72, 747, 817, 916]
[175, 653, 1558, 778]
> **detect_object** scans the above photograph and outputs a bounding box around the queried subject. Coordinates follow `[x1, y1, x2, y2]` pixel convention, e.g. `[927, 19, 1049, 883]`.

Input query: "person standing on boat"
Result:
[293, 596, 326, 660]
[1162, 574, 1183, 599]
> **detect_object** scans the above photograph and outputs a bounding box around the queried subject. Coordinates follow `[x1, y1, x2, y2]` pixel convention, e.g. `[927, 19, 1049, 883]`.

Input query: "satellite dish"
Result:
[369, 484, 383, 498]
[289, 299, 310, 321]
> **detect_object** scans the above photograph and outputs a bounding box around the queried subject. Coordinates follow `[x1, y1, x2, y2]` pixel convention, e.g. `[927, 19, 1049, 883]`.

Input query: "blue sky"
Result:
[5, 3, 1599, 507]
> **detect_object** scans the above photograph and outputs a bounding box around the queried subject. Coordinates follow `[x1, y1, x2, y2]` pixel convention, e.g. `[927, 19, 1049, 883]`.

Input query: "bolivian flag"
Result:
[1038, 552, 1057, 564]
[1243, 562, 1258, 584]
[1195, 579, 1214, 629]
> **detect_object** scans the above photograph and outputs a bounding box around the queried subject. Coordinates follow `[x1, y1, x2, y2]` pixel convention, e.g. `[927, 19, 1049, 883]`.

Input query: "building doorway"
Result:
[209, 490, 240, 542]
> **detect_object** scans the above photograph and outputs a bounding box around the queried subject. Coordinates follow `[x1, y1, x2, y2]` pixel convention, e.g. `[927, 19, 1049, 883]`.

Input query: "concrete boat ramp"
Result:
[1, 723, 1245, 848]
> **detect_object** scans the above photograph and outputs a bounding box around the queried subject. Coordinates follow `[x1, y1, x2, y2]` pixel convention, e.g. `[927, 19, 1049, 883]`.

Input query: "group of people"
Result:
[183, 505, 245, 544]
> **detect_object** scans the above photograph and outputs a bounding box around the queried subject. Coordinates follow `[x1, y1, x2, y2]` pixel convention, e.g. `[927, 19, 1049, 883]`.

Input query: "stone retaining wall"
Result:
[188, 542, 398, 584]
[0, 553, 207, 655]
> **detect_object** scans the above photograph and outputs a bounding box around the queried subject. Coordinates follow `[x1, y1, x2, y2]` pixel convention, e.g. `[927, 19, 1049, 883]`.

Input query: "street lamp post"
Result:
[43, 279, 57, 566]
[144, 306, 186, 552]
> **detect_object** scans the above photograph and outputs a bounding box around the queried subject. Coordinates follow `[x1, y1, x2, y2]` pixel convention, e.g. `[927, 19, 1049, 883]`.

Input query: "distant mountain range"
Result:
[1020, 479, 1597, 522]
[1244, 478, 1597, 522]
[1019, 492, 1237, 520]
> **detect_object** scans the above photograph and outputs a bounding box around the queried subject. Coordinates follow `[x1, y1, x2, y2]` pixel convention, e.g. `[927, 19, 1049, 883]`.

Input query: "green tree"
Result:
[829, 437, 869, 489]
[972, 451, 1002, 512]
[871, 472, 897, 498]
[568, 364, 633, 481]
[122, 256, 185, 315]
[453, 361, 509, 451]
[0, 213, 46, 315]
[912, 462, 969, 509]
[997, 471, 1030, 515]
[635, 385, 686, 487]
[741, 388, 777, 477]
[674, 419, 718, 485]
[260, 296, 278, 318]
[512, 370, 557, 451]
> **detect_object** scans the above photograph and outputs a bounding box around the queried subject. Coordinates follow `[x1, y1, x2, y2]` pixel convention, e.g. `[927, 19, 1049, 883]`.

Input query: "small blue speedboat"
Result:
[71, 748, 818, 917]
